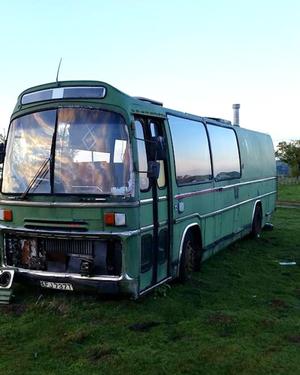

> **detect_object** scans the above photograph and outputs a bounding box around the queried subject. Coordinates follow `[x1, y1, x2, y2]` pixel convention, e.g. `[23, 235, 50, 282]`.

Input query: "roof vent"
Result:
[134, 97, 163, 106]
[206, 117, 232, 125]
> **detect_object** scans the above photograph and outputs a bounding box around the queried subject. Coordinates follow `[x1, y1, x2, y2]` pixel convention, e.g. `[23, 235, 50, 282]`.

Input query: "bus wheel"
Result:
[179, 232, 197, 282]
[251, 204, 262, 238]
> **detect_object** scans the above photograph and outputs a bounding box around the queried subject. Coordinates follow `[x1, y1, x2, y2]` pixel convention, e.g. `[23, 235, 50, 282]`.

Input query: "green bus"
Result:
[0, 81, 276, 298]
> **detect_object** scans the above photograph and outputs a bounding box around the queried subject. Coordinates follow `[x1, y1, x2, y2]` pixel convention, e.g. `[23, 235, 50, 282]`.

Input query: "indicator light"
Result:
[0, 209, 13, 221]
[104, 213, 115, 226]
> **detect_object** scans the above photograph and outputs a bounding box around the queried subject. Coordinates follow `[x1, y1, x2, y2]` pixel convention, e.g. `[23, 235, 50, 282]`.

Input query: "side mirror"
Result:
[148, 136, 166, 161]
[155, 136, 166, 160]
[147, 161, 160, 179]
[0, 143, 5, 164]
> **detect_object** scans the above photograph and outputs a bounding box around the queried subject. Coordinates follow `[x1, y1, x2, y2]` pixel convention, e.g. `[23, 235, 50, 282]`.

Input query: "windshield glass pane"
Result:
[2, 108, 133, 196]
[2, 110, 56, 193]
[54, 108, 133, 195]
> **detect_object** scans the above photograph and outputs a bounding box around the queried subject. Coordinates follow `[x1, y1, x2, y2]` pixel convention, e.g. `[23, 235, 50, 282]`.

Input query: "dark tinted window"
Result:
[168, 115, 212, 184]
[207, 125, 241, 180]
[141, 234, 153, 273]
[158, 229, 168, 264]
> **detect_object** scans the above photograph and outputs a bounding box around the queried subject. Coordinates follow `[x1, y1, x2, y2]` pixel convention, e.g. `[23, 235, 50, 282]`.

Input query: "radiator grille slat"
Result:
[42, 239, 93, 256]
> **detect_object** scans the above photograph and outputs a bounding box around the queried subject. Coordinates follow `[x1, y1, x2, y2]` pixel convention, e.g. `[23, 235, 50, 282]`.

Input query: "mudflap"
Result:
[0, 269, 15, 304]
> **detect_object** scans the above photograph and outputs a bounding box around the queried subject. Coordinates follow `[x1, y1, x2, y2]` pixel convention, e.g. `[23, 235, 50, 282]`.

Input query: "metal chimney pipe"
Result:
[232, 104, 240, 126]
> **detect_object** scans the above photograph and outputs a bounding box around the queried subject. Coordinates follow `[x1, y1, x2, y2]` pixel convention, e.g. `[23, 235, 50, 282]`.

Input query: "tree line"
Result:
[276, 140, 300, 177]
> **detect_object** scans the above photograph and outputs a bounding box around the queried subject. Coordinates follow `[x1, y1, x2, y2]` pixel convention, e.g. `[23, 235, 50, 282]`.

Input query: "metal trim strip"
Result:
[140, 224, 154, 232]
[139, 276, 172, 296]
[201, 191, 276, 219]
[0, 200, 139, 208]
[174, 177, 276, 200]
[175, 191, 276, 223]
[140, 198, 153, 204]
[0, 225, 140, 238]
[2, 266, 133, 283]
[158, 196, 167, 201]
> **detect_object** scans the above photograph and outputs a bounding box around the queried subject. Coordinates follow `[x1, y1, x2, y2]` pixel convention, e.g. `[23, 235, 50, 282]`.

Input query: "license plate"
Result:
[40, 281, 73, 291]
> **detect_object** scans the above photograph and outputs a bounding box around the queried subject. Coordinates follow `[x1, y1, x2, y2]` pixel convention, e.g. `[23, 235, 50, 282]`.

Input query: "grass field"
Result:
[1, 208, 300, 375]
[277, 183, 300, 202]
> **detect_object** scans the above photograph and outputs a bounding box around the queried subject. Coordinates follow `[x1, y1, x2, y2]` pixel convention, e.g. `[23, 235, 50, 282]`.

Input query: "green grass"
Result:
[278, 184, 300, 202]
[1, 208, 300, 375]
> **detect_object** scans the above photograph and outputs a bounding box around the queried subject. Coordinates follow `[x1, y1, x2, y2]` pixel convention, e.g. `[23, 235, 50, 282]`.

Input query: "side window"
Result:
[207, 125, 241, 180]
[168, 115, 212, 185]
[158, 228, 168, 264]
[141, 234, 153, 273]
[135, 120, 149, 191]
[149, 121, 166, 189]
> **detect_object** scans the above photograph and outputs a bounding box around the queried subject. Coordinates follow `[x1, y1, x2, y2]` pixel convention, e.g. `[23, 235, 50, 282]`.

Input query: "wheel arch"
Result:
[251, 200, 262, 224]
[177, 223, 202, 277]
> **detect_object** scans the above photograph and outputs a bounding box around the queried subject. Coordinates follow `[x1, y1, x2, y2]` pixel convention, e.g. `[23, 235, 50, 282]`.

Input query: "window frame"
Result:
[167, 113, 213, 187]
[134, 118, 151, 192]
[148, 119, 167, 190]
[206, 122, 242, 181]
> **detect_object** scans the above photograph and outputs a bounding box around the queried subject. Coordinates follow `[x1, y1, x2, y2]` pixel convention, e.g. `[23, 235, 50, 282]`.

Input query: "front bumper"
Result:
[0, 224, 140, 298]
[1, 266, 138, 297]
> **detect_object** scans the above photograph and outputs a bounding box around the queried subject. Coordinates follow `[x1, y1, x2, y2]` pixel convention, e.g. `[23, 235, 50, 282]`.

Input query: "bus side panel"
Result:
[172, 181, 215, 272]
[237, 128, 276, 229]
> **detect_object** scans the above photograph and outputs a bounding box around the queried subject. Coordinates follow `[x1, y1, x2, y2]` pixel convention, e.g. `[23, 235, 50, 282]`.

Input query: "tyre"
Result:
[251, 204, 262, 238]
[179, 232, 199, 282]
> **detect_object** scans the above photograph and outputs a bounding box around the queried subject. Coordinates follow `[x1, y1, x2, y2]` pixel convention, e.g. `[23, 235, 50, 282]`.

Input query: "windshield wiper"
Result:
[19, 156, 51, 200]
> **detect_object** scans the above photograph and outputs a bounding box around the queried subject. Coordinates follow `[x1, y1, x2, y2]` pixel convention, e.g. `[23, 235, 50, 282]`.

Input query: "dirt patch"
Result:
[207, 312, 235, 326]
[63, 330, 90, 344]
[207, 312, 237, 338]
[263, 345, 280, 355]
[286, 335, 300, 344]
[38, 298, 70, 315]
[1, 303, 26, 316]
[88, 344, 118, 362]
[260, 318, 276, 328]
[129, 321, 161, 332]
[269, 298, 288, 309]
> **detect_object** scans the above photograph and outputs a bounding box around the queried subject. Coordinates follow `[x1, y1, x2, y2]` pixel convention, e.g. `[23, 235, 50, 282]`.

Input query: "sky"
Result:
[0, 0, 299, 146]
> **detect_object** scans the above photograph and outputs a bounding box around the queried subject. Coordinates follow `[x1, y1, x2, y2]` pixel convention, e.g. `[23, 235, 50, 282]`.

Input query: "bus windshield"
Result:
[2, 108, 133, 196]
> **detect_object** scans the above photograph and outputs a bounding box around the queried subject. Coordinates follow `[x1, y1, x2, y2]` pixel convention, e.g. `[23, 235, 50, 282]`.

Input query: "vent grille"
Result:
[24, 219, 88, 232]
[41, 238, 93, 256]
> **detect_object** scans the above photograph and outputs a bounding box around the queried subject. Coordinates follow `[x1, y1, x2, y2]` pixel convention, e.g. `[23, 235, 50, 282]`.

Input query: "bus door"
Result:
[134, 117, 170, 292]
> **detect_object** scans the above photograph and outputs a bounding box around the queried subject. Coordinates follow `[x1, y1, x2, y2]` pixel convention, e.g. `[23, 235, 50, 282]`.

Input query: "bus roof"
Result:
[14, 80, 240, 130]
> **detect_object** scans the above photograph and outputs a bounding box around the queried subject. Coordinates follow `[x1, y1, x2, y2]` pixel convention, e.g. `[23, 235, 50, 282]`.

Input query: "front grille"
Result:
[42, 238, 93, 256]
[4, 233, 122, 276]
[24, 219, 88, 232]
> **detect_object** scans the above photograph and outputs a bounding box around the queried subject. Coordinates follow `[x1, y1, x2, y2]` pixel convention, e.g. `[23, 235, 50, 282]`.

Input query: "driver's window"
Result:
[135, 120, 149, 191]
[149, 121, 166, 189]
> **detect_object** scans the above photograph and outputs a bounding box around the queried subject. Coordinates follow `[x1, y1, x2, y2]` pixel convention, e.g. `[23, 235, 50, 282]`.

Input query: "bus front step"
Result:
[0, 289, 14, 304]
